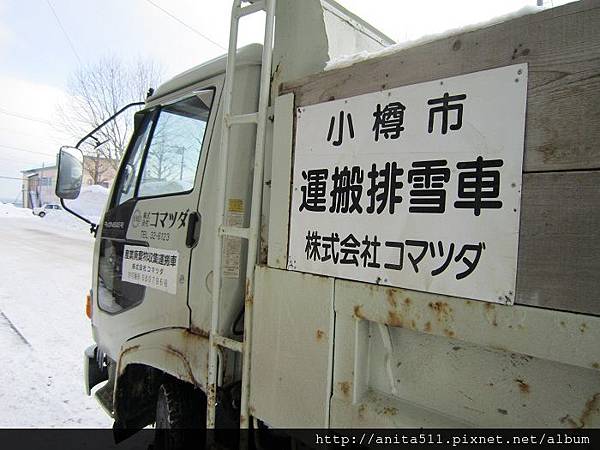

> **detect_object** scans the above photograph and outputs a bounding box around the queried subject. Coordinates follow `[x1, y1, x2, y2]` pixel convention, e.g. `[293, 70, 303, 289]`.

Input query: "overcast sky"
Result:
[0, 0, 572, 201]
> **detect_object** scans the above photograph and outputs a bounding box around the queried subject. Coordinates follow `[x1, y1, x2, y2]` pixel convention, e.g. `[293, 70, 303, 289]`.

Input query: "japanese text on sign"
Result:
[288, 64, 528, 304]
[122, 245, 179, 295]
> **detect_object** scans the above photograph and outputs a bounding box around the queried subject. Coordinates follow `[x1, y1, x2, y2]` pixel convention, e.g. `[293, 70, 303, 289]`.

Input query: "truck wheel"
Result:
[154, 380, 206, 450]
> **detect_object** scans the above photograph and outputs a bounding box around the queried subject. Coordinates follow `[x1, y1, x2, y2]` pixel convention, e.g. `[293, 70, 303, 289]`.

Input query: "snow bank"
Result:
[38, 185, 110, 234]
[0, 202, 34, 219]
[64, 184, 109, 219]
[325, 5, 544, 71]
[0, 186, 108, 237]
[41, 210, 96, 233]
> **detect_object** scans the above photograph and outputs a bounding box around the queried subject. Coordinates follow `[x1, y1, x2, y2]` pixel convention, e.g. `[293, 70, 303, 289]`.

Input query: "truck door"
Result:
[94, 89, 217, 352]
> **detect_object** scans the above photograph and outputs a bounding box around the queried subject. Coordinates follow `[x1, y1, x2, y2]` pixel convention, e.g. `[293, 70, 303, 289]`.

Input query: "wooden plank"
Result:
[282, 0, 600, 172]
[516, 170, 600, 314]
[267, 93, 295, 269]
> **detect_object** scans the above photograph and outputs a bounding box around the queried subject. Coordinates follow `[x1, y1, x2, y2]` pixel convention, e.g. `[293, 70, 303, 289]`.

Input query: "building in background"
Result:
[22, 164, 57, 209]
[22, 157, 117, 209]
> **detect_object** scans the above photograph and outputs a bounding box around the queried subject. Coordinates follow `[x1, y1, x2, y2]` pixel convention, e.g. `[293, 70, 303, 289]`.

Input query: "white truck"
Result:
[55, 0, 600, 446]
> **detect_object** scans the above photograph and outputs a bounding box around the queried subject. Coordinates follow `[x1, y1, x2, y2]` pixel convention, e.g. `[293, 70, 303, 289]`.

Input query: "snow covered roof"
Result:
[325, 5, 544, 71]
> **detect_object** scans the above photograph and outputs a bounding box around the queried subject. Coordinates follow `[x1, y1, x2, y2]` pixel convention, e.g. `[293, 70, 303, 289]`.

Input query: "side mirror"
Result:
[56, 146, 84, 200]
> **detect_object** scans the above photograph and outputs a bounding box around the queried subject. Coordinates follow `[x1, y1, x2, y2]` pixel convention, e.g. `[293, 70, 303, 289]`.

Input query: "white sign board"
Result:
[288, 64, 528, 304]
[122, 245, 179, 295]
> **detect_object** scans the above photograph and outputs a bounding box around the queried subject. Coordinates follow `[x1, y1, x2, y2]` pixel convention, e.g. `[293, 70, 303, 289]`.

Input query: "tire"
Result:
[154, 380, 206, 450]
[38, 211, 45, 217]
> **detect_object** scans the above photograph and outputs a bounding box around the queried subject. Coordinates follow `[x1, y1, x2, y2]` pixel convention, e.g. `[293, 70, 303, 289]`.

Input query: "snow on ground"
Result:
[0, 202, 35, 218]
[41, 210, 97, 234]
[0, 195, 157, 448]
[326, 5, 544, 71]
[11, 185, 111, 235]
[0, 215, 109, 427]
[0, 190, 111, 427]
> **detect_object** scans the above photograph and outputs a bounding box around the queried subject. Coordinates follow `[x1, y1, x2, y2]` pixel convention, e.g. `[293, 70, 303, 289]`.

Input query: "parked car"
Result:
[33, 203, 62, 217]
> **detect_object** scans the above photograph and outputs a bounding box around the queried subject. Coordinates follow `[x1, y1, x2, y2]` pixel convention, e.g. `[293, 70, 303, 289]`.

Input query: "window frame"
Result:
[133, 87, 216, 202]
[108, 108, 159, 209]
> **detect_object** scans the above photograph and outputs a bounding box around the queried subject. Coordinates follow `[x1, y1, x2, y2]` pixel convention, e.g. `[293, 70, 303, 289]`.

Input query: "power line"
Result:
[0, 175, 23, 181]
[0, 128, 65, 149]
[0, 153, 53, 165]
[0, 126, 58, 140]
[44, 0, 83, 65]
[0, 108, 54, 126]
[0, 156, 53, 169]
[144, 0, 226, 50]
[0, 144, 56, 157]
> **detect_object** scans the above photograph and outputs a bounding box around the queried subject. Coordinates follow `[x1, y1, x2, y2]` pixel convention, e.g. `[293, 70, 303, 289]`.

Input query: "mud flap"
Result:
[84, 345, 108, 395]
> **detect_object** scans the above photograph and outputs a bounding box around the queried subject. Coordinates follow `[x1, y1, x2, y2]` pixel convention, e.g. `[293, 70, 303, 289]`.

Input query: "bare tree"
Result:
[58, 57, 162, 173]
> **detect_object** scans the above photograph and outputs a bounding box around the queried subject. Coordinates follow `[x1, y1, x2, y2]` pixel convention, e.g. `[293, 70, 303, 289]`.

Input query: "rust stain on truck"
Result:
[386, 290, 397, 308]
[354, 287, 463, 337]
[559, 414, 579, 428]
[387, 310, 404, 328]
[514, 378, 530, 394]
[353, 305, 364, 319]
[381, 406, 398, 416]
[165, 344, 201, 387]
[189, 326, 210, 339]
[338, 381, 351, 398]
[560, 393, 600, 428]
[428, 301, 453, 324]
[580, 393, 600, 428]
[245, 279, 253, 305]
[117, 345, 141, 374]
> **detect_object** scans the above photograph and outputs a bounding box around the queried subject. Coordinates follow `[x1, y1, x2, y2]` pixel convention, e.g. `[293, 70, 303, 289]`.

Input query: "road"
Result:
[0, 215, 111, 427]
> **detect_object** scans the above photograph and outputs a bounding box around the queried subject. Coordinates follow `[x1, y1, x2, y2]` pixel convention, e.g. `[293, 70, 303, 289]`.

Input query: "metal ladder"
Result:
[206, 0, 276, 430]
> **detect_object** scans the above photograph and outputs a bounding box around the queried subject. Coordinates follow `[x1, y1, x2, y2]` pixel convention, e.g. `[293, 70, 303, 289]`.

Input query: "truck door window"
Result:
[112, 113, 153, 206]
[138, 91, 214, 198]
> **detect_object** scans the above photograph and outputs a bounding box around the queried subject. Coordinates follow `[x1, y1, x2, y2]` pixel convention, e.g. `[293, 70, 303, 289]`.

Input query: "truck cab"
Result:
[55, 0, 395, 440]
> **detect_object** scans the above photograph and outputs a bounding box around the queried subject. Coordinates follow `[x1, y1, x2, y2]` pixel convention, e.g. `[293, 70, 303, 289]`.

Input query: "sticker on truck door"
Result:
[223, 199, 244, 278]
[122, 245, 179, 295]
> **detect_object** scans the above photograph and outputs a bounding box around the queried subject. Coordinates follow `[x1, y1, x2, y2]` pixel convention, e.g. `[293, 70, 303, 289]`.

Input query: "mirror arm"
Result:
[59, 198, 98, 236]
[65, 101, 143, 236]
[76, 101, 145, 149]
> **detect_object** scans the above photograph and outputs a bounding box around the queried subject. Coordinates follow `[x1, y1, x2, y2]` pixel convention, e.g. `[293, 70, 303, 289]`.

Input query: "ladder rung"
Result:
[225, 112, 258, 126]
[237, 1, 265, 18]
[220, 226, 250, 239]
[213, 335, 243, 353]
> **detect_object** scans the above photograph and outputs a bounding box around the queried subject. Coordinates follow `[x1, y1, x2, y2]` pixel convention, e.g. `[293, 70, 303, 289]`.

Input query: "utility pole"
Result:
[176, 146, 186, 181]
[39, 162, 44, 207]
